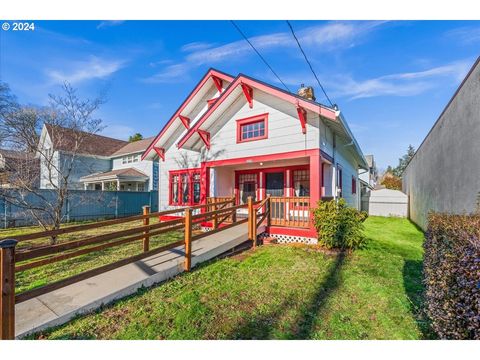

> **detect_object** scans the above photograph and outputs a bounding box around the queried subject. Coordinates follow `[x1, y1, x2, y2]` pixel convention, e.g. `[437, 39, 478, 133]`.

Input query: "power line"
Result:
[230, 21, 291, 93]
[286, 20, 334, 107]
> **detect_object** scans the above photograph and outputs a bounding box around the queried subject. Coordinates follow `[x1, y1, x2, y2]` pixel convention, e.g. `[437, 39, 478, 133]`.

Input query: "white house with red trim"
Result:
[142, 69, 367, 243]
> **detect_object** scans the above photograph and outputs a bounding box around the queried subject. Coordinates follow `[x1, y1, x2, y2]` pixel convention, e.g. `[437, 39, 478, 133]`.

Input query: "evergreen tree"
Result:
[128, 133, 143, 142]
[393, 145, 415, 177]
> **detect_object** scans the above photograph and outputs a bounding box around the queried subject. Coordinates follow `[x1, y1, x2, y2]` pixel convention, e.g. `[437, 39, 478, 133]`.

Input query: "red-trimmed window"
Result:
[292, 169, 310, 197]
[238, 173, 257, 204]
[336, 165, 343, 197]
[169, 169, 201, 206]
[236, 113, 268, 143]
[352, 176, 357, 194]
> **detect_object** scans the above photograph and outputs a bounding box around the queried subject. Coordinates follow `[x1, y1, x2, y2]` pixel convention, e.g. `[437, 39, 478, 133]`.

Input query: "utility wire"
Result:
[230, 20, 291, 93]
[286, 20, 334, 107]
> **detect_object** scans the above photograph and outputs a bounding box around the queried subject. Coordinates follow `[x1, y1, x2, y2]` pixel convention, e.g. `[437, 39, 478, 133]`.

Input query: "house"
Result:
[359, 154, 377, 195]
[37, 124, 158, 192]
[142, 69, 367, 244]
[402, 56, 480, 229]
[0, 149, 39, 188]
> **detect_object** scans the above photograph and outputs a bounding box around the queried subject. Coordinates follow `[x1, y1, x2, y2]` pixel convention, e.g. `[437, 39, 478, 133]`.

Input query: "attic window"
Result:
[236, 113, 268, 143]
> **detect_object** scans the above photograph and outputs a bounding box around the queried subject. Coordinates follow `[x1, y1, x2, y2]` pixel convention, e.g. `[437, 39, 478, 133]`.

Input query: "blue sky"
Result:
[1, 20, 479, 169]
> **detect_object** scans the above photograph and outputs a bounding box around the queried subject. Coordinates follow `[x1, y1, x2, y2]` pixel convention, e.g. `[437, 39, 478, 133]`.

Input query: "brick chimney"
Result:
[297, 84, 316, 101]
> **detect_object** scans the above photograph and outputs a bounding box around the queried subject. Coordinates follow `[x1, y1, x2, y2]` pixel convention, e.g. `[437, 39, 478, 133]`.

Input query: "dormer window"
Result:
[236, 113, 268, 143]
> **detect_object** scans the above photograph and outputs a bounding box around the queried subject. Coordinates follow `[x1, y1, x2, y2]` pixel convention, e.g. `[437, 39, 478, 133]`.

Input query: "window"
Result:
[352, 176, 357, 194]
[193, 173, 201, 204]
[292, 169, 310, 197]
[336, 165, 343, 197]
[238, 173, 257, 204]
[169, 169, 201, 206]
[236, 113, 268, 143]
[122, 154, 139, 164]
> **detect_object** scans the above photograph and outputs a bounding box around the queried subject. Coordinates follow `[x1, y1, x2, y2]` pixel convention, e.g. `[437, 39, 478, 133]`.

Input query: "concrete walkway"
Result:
[15, 222, 250, 338]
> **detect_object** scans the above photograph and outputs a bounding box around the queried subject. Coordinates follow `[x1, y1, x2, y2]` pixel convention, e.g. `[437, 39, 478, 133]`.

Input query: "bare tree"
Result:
[0, 83, 106, 243]
[174, 147, 226, 169]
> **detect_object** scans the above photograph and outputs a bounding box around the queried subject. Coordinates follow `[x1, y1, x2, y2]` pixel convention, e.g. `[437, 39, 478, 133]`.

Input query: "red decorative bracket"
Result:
[154, 147, 165, 161]
[197, 130, 211, 150]
[211, 76, 223, 92]
[178, 115, 190, 129]
[241, 83, 254, 109]
[207, 98, 218, 108]
[297, 106, 307, 134]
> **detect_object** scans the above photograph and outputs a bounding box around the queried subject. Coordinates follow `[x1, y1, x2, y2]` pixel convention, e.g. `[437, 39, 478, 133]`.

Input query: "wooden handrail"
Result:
[5, 199, 234, 243]
[15, 217, 185, 262]
[15, 223, 185, 272]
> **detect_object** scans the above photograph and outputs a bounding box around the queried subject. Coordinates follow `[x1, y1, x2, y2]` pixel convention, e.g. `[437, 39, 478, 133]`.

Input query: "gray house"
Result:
[402, 56, 480, 229]
[37, 124, 158, 191]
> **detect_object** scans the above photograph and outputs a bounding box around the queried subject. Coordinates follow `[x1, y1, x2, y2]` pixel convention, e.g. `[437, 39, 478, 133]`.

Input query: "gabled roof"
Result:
[177, 73, 338, 150]
[80, 167, 149, 182]
[111, 137, 156, 157]
[44, 124, 128, 157]
[142, 68, 234, 160]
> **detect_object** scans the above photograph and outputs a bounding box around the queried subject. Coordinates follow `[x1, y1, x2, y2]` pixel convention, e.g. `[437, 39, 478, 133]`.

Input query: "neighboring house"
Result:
[37, 124, 158, 191]
[81, 137, 158, 191]
[403, 56, 480, 229]
[0, 149, 39, 188]
[359, 154, 377, 195]
[142, 68, 368, 243]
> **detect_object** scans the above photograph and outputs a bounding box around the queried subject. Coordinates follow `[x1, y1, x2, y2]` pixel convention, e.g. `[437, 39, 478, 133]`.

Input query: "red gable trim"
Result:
[177, 75, 336, 149]
[154, 147, 165, 161]
[142, 69, 234, 160]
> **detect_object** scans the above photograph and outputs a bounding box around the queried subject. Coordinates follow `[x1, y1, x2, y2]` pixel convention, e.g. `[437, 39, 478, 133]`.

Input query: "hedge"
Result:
[424, 213, 480, 339]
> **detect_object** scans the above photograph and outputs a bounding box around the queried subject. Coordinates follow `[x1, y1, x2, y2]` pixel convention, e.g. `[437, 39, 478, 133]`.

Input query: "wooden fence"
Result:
[0, 196, 270, 339]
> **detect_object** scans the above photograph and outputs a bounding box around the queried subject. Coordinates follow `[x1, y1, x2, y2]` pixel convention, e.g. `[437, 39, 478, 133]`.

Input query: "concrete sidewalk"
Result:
[15, 222, 250, 338]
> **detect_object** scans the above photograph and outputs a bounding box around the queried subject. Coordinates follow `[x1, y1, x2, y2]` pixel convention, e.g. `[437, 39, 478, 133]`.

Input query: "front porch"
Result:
[80, 168, 149, 192]
[202, 149, 335, 242]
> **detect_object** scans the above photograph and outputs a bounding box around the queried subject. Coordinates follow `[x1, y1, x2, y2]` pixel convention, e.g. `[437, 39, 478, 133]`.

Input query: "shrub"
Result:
[424, 213, 480, 339]
[312, 199, 368, 250]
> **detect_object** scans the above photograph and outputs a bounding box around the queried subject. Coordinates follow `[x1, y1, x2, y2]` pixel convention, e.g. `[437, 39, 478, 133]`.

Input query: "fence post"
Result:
[247, 196, 254, 246]
[212, 198, 218, 229]
[0, 239, 17, 340]
[142, 205, 150, 252]
[252, 205, 257, 250]
[231, 196, 237, 222]
[266, 194, 271, 228]
[184, 208, 192, 272]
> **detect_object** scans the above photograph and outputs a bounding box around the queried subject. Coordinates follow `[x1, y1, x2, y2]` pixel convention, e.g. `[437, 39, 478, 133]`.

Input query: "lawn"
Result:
[27, 216, 434, 340]
[0, 218, 184, 294]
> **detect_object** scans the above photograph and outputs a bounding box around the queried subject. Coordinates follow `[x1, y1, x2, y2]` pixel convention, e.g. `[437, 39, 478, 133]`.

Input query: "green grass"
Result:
[0, 219, 184, 294]
[28, 216, 433, 340]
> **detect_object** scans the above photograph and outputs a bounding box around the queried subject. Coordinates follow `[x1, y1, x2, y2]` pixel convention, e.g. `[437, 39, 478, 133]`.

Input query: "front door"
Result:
[265, 172, 284, 197]
[265, 172, 284, 220]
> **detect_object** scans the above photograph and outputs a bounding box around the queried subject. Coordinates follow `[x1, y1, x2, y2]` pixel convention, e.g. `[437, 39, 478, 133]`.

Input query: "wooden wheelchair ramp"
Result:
[15, 222, 250, 338]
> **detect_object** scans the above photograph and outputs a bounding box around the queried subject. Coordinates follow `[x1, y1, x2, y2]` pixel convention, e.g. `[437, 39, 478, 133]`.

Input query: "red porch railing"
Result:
[270, 196, 311, 228]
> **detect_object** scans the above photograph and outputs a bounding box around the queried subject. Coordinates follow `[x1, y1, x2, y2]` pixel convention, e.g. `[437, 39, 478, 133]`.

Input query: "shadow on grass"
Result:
[403, 260, 436, 339]
[228, 250, 346, 340]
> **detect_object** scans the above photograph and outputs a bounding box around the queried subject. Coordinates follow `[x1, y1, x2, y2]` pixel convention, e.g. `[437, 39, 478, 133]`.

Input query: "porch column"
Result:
[309, 149, 322, 207]
[101, 181, 105, 191]
[200, 162, 210, 206]
[259, 171, 264, 200]
[117, 179, 120, 191]
[84, 183, 88, 190]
